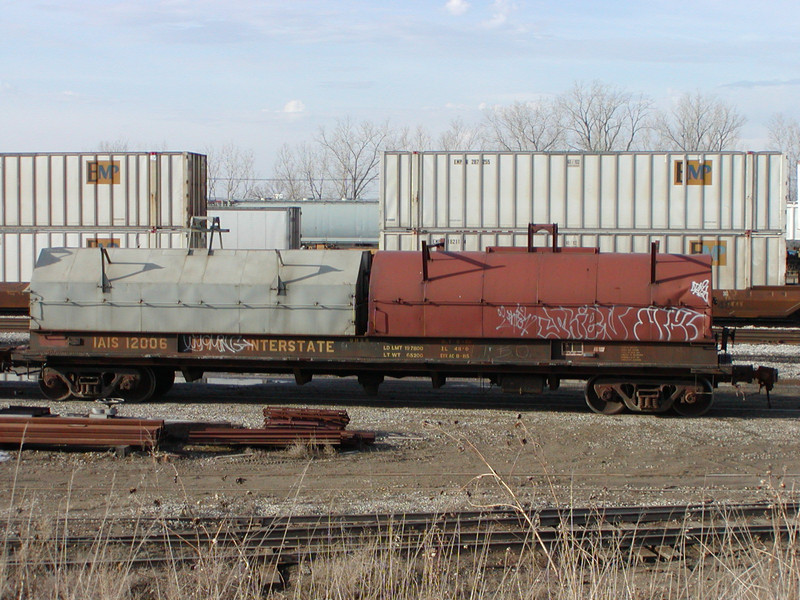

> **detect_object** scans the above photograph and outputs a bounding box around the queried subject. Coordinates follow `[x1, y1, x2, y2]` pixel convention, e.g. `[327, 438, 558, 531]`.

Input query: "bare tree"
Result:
[97, 139, 130, 152]
[204, 145, 220, 201]
[271, 144, 303, 201]
[654, 92, 746, 152]
[559, 81, 653, 151]
[767, 113, 800, 203]
[437, 118, 485, 151]
[272, 142, 331, 200]
[317, 117, 391, 200]
[483, 100, 565, 151]
[247, 179, 281, 202]
[206, 143, 256, 203]
[392, 124, 434, 151]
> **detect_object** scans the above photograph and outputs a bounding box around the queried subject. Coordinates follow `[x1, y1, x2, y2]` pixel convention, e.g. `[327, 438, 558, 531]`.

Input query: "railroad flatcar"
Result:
[18, 241, 774, 415]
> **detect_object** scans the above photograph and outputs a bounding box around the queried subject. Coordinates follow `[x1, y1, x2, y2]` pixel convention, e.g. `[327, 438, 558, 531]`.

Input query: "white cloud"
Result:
[485, 0, 513, 27]
[282, 99, 305, 113]
[445, 0, 469, 16]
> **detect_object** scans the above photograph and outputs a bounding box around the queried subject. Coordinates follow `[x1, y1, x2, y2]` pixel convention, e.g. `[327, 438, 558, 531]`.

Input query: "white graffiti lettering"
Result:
[188, 335, 256, 354]
[496, 304, 537, 335]
[690, 279, 710, 303]
[495, 304, 707, 342]
[632, 307, 704, 342]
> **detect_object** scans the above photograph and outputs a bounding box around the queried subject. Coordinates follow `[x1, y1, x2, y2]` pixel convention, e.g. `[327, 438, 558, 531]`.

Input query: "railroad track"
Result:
[0, 315, 29, 331]
[3, 502, 797, 568]
[715, 327, 800, 345]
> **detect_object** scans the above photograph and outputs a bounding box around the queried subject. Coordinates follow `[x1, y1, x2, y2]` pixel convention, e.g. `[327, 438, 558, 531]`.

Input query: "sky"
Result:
[2, 0, 799, 177]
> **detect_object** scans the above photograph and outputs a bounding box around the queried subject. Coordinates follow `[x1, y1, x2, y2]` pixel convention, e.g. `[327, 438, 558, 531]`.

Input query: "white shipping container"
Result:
[0, 152, 206, 282]
[207, 207, 301, 249]
[381, 151, 788, 290]
[789, 204, 799, 241]
[209, 200, 379, 247]
[0, 231, 187, 283]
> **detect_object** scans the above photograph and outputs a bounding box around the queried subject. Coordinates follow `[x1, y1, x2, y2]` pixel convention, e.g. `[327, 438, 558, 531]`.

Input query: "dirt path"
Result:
[0, 377, 797, 518]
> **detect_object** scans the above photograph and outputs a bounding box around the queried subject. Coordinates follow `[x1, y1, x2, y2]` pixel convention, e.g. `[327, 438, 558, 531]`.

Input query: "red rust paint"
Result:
[368, 250, 713, 342]
[0, 282, 29, 312]
[712, 286, 800, 320]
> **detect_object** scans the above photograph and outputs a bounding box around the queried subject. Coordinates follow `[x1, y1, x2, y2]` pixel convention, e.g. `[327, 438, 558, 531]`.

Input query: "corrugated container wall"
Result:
[789, 204, 799, 241]
[207, 207, 301, 249]
[380, 152, 788, 290]
[0, 152, 207, 282]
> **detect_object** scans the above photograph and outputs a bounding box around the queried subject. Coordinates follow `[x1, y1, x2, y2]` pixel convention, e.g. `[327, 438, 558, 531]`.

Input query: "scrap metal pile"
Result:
[184, 406, 375, 448]
[0, 406, 163, 450]
[0, 405, 374, 452]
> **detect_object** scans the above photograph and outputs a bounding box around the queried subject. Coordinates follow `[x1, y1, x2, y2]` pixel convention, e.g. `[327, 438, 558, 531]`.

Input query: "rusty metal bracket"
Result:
[527, 223, 559, 252]
[421, 240, 445, 281]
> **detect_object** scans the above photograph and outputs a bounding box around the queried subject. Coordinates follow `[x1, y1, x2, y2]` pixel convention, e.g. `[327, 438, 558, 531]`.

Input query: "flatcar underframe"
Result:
[18, 331, 770, 416]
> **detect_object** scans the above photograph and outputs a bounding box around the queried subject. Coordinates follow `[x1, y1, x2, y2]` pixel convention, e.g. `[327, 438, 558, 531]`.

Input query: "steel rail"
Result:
[3, 501, 794, 535]
[3, 520, 794, 570]
[3, 502, 795, 554]
[714, 326, 800, 345]
[0, 316, 29, 331]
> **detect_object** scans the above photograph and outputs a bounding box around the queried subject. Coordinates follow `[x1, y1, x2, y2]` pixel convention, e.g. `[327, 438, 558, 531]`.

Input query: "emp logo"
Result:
[690, 240, 727, 266]
[674, 160, 712, 185]
[86, 160, 120, 184]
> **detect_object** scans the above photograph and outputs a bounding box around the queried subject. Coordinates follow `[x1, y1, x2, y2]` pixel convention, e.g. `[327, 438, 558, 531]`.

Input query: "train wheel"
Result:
[585, 377, 626, 415]
[117, 367, 157, 403]
[672, 379, 714, 417]
[152, 368, 175, 399]
[38, 367, 73, 401]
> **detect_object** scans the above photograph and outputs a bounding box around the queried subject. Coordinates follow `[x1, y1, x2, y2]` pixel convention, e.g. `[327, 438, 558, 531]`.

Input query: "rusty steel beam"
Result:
[0, 414, 163, 449]
[264, 407, 350, 428]
[182, 406, 374, 448]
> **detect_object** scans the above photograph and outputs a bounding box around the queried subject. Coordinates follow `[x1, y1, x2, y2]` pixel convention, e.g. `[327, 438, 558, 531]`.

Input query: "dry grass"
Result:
[0, 502, 798, 600]
[1, 422, 799, 600]
[283, 439, 337, 459]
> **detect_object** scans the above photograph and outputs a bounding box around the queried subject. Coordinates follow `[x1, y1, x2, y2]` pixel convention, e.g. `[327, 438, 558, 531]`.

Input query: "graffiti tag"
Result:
[690, 279, 710, 303]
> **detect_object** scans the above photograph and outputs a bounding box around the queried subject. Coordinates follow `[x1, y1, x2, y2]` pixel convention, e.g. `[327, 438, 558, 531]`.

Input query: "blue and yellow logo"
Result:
[674, 160, 712, 186]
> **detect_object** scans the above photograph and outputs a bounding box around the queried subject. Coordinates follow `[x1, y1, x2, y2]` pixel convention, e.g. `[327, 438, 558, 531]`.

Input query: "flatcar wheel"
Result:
[38, 367, 73, 401]
[117, 367, 157, 403]
[672, 379, 714, 417]
[585, 377, 626, 415]
[152, 368, 175, 399]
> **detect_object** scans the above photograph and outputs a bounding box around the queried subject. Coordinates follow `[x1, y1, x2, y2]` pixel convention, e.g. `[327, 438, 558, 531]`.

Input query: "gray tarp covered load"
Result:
[30, 248, 369, 335]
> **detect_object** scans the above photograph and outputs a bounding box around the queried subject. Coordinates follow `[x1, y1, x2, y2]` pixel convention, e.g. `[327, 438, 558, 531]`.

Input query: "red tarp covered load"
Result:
[368, 250, 713, 343]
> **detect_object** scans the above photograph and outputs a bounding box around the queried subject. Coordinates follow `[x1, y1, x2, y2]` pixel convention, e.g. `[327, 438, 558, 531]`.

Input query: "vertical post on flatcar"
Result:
[99, 247, 113, 293]
[650, 241, 660, 284]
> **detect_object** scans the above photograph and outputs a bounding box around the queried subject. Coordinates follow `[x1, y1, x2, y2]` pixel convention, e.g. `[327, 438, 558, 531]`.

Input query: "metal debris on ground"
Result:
[0, 405, 375, 452]
[182, 406, 374, 448]
[0, 406, 163, 449]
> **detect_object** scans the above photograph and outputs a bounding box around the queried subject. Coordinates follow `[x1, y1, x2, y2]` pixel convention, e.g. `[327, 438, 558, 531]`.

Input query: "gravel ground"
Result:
[729, 342, 800, 379]
[0, 365, 797, 520]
